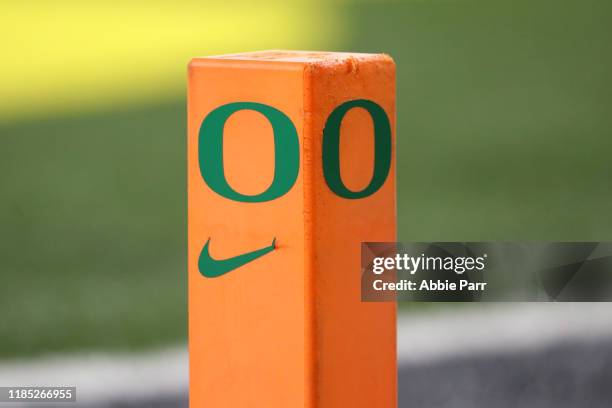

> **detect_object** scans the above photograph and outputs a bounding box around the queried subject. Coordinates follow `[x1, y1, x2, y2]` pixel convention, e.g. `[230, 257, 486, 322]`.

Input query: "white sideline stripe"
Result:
[398, 303, 612, 364]
[1, 304, 611, 403]
[0, 347, 187, 403]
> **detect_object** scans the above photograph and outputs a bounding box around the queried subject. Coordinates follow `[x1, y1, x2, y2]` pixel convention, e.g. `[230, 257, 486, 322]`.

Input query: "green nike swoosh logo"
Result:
[198, 237, 276, 278]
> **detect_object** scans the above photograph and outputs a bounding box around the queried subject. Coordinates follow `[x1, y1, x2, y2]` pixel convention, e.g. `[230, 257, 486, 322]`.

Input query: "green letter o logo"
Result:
[198, 102, 300, 203]
[322, 99, 392, 199]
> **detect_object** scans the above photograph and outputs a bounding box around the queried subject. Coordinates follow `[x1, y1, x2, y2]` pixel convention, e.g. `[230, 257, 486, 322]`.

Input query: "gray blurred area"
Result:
[399, 339, 612, 408]
[88, 395, 188, 408]
[56, 340, 612, 408]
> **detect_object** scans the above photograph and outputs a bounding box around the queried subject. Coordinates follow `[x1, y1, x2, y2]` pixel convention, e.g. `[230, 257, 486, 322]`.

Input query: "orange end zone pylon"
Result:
[188, 50, 396, 407]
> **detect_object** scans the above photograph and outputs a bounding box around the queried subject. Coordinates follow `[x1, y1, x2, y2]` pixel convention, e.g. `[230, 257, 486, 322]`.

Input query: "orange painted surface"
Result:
[188, 51, 396, 408]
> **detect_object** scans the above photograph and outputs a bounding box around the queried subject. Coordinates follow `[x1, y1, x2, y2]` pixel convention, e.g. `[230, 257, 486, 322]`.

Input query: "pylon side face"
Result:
[307, 56, 397, 408]
[188, 51, 396, 408]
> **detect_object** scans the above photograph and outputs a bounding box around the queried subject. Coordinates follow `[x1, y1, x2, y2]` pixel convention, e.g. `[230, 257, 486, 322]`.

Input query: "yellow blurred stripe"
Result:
[0, 1, 344, 122]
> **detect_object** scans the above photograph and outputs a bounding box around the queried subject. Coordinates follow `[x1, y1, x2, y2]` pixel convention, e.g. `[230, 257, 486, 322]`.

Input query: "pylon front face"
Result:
[188, 51, 396, 408]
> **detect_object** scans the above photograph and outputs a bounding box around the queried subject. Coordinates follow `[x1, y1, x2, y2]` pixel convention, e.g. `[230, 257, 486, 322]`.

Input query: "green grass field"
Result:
[0, 103, 186, 357]
[1, 0, 611, 358]
[348, 0, 612, 242]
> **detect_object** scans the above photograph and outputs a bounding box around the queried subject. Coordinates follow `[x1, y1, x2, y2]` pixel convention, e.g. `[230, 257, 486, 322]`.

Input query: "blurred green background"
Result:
[1, 0, 611, 358]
